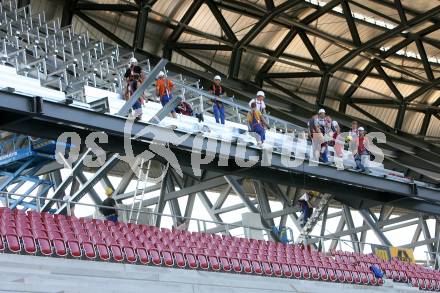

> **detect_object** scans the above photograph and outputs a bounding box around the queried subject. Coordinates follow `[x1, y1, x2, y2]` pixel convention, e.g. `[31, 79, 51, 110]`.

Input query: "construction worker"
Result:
[298, 191, 316, 227]
[100, 188, 118, 222]
[331, 120, 344, 169]
[349, 120, 359, 153]
[353, 127, 369, 172]
[317, 108, 332, 163]
[248, 91, 266, 114]
[175, 99, 204, 122]
[209, 75, 225, 124]
[156, 71, 176, 118]
[124, 57, 144, 120]
[247, 101, 269, 147]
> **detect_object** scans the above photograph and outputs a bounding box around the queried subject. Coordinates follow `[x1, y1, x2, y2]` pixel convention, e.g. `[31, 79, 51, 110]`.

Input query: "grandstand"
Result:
[0, 0, 440, 292]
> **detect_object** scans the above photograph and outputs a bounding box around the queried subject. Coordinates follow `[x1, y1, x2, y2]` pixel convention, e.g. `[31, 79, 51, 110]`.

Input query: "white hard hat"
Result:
[157, 71, 165, 78]
[318, 108, 326, 114]
[214, 75, 221, 81]
[129, 57, 138, 65]
[358, 127, 365, 131]
[256, 90, 265, 97]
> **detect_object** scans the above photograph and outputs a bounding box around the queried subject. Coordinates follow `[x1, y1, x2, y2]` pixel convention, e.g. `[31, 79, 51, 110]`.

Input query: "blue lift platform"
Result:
[0, 135, 71, 210]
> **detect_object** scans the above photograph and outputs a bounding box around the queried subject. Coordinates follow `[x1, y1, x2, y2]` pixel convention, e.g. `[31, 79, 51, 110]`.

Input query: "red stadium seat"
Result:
[291, 264, 301, 279]
[5, 233, 21, 253]
[219, 256, 231, 272]
[318, 267, 329, 281]
[230, 257, 242, 273]
[281, 263, 292, 278]
[196, 253, 209, 270]
[271, 261, 282, 277]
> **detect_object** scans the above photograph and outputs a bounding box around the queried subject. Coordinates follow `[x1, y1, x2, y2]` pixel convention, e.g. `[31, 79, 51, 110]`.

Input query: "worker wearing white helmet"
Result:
[155, 70, 176, 118]
[316, 108, 332, 163]
[209, 75, 225, 124]
[248, 90, 266, 113]
[124, 56, 144, 121]
[128, 57, 138, 66]
[354, 126, 368, 172]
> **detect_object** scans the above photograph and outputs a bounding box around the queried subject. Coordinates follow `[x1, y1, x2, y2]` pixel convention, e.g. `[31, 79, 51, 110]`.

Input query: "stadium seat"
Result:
[9, 208, 440, 289]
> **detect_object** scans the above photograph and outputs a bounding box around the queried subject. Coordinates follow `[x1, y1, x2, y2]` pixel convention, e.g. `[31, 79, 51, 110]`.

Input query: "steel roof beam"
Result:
[75, 11, 131, 48]
[405, 78, 440, 103]
[133, 0, 156, 51]
[394, 0, 407, 24]
[297, 29, 326, 71]
[340, 0, 361, 47]
[415, 39, 435, 82]
[256, 0, 340, 79]
[265, 72, 323, 79]
[76, 3, 138, 11]
[265, 0, 275, 10]
[163, 0, 204, 59]
[330, 4, 440, 74]
[61, 0, 79, 27]
[174, 48, 223, 76]
[205, 0, 238, 43]
[394, 103, 406, 131]
[419, 112, 432, 136]
[317, 73, 330, 106]
[374, 64, 404, 101]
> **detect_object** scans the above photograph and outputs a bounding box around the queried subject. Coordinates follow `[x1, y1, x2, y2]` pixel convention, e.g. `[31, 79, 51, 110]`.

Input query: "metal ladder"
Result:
[128, 159, 151, 224]
[296, 193, 333, 244]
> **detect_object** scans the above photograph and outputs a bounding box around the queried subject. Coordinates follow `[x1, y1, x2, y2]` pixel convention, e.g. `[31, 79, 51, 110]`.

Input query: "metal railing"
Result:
[0, 191, 273, 240]
[304, 233, 436, 268]
[0, 190, 438, 269]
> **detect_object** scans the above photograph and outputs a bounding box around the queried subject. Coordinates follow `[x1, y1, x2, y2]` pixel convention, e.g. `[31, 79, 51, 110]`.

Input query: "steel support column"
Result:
[254, 181, 275, 227]
[359, 209, 392, 246]
[154, 169, 169, 226]
[213, 186, 231, 210]
[198, 191, 225, 223]
[168, 173, 183, 225]
[318, 207, 328, 252]
[76, 172, 103, 206]
[55, 154, 119, 214]
[329, 216, 346, 251]
[41, 150, 92, 212]
[342, 205, 360, 253]
[225, 176, 279, 241]
[61, 0, 78, 27]
[133, 0, 154, 51]
[420, 217, 436, 262]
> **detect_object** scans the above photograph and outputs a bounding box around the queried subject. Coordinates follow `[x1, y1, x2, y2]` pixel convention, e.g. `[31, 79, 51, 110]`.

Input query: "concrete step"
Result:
[0, 253, 421, 293]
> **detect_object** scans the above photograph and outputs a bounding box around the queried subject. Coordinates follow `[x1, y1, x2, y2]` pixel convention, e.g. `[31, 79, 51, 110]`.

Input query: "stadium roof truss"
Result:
[63, 0, 440, 138]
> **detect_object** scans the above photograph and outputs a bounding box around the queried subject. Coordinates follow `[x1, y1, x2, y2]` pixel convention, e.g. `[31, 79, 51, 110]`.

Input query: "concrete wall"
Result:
[0, 253, 418, 293]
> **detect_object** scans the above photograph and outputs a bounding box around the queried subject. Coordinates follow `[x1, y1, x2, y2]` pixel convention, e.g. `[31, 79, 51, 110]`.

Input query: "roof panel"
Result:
[402, 110, 424, 135]
[357, 105, 398, 127]
[187, 4, 222, 38]
[250, 25, 289, 51]
[427, 115, 440, 137]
